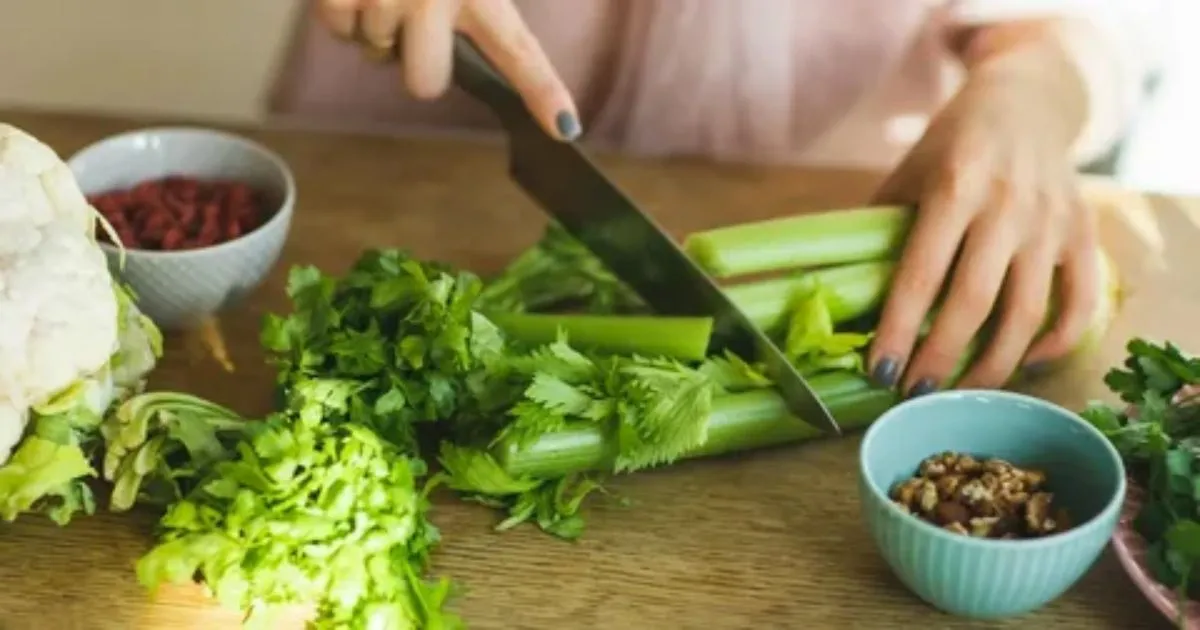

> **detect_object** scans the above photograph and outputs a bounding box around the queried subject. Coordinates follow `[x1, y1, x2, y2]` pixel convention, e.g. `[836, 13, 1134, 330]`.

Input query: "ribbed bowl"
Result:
[67, 127, 295, 330]
[859, 390, 1125, 620]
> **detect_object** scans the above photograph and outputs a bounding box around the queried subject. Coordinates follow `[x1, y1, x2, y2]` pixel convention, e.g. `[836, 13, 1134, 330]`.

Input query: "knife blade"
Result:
[445, 37, 840, 435]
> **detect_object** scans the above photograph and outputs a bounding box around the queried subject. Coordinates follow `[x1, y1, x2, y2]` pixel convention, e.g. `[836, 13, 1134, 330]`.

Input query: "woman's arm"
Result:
[947, 0, 1167, 165]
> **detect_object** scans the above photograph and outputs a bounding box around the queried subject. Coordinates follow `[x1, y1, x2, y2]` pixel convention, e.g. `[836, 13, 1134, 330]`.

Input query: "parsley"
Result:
[260, 251, 506, 451]
[1081, 339, 1200, 617]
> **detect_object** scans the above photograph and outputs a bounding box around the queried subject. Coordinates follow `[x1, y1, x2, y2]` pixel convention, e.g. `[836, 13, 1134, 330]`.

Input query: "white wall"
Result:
[0, 0, 301, 122]
[1116, 0, 1200, 195]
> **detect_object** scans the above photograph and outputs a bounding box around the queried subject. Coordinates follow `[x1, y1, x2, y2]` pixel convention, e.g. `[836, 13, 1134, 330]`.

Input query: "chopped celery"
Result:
[685, 206, 911, 278]
[489, 313, 714, 361]
[494, 372, 896, 478]
[478, 223, 644, 314]
[724, 260, 895, 334]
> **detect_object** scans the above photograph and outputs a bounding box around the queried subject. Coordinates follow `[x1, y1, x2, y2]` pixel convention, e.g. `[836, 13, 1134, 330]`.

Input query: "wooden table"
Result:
[0, 111, 1190, 630]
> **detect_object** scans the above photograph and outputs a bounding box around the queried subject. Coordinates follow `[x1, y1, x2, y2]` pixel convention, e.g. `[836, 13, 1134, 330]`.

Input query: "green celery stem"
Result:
[684, 206, 913, 279]
[495, 372, 897, 478]
[724, 261, 895, 332]
[489, 313, 714, 361]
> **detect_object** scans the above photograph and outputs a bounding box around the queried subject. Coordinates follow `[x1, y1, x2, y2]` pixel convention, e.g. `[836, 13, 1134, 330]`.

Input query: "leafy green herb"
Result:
[260, 251, 506, 450]
[134, 388, 459, 630]
[1081, 339, 1200, 615]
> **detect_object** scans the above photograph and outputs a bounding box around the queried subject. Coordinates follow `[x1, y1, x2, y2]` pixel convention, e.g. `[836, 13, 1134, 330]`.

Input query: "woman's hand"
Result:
[867, 33, 1101, 396]
[317, 0, 580, 140]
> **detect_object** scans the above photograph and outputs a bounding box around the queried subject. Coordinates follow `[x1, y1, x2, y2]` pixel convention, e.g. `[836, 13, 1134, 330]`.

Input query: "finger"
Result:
[461, 2, 580, 140]
[902, 216, 1018, 396]
[318, 0, 362, 40]
[360, 0, 407, 49]
[956, 243, 1055, 389]
[868, 167, 980, 389]
[403, 0, 459, 99]
[1023, 235, 1102, 366]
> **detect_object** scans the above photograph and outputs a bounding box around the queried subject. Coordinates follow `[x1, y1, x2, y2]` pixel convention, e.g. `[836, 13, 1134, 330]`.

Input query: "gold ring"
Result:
[349, 11, 400, 62]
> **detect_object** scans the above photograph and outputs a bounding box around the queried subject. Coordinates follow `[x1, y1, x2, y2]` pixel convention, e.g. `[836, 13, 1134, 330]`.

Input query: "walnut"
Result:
[919, 453, 952, 478]
[933, 500, 971, 526]
[893, 451, 1071, 540]
[997, 489, 1030, 510]
[973, 498, 1004, 519]
[951, 454, 981, 474]
[935, 474, 965, 499]
[983, 458, 1014, 475]
[918, 480, 940, 514]
[944, 522, 970, 536]
[969, 516, 1001, 538]
[1024, 492, 1059, 534]
[1020, 469, 1047, 491]
[892, 477, 925, 508]
[998, 475, 1027, 496]
[959, 478, 994, 506]
[978, 472, 1002, 491]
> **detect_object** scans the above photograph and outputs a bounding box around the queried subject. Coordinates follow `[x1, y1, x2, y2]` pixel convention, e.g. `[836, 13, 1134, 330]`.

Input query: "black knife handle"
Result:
[450, 37, 521, 115]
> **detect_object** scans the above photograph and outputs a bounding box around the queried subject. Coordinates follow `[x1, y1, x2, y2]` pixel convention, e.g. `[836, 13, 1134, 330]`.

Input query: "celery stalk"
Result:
[494, 372, 896, 478]
[724, 261, 894, 332]
[685, 206, 912, 278]
[489, 313, 714, 361]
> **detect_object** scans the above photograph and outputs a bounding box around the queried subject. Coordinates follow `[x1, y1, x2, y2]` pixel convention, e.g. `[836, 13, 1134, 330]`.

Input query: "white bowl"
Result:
[68, 127, 295, 330]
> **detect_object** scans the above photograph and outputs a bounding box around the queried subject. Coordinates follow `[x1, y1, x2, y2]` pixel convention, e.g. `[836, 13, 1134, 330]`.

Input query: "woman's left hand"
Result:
[867, 37, 1102, 395]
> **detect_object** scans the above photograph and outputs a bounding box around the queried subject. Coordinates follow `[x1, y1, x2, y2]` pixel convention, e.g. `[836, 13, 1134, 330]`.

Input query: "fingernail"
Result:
[871, 356, 900, 388]
[909, 378, 938, 399]
[1022, 361, 1051, 378]
[555, 111, 581, 141]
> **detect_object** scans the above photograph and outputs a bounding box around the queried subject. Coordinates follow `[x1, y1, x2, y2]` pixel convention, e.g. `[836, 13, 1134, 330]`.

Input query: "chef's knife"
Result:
[440, 36, 839, 435]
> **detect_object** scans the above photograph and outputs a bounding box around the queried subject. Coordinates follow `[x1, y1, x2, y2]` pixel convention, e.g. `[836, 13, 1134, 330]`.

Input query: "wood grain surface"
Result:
[0, 111, 1189, 630]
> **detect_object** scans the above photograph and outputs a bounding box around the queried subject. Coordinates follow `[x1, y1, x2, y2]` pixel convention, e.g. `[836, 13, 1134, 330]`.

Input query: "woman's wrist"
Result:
[959, 20, 1090, 152]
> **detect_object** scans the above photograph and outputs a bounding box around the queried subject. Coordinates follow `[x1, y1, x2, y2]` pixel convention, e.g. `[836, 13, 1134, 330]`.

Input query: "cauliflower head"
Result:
[0, 124, 161, 524]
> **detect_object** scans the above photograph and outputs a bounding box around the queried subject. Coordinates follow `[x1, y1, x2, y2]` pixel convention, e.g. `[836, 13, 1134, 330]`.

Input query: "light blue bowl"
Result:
[859, 390, 1125, 620]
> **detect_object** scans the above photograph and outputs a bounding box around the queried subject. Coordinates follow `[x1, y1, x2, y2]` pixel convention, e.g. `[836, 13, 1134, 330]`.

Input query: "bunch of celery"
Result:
[448, 209, 1121, 538]
[440, 212, 910, 536]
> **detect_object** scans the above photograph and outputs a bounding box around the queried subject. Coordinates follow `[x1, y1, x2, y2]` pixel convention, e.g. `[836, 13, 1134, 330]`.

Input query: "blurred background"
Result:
[1, 0, 1196, 195]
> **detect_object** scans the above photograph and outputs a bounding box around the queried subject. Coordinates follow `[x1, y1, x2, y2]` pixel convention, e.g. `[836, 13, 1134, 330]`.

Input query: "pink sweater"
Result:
[272, 0, 1162, 170]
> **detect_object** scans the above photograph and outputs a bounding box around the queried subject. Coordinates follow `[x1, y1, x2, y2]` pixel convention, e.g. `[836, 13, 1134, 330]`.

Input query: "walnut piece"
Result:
[888, 451, 1071, 540]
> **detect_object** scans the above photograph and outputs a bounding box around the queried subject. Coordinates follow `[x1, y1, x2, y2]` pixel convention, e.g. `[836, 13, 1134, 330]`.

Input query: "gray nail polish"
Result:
[555, 111, 581, 141]
[871, 356, 900, 388]
[1022, 361, 1051, 378]
[909, 378, 938, 398]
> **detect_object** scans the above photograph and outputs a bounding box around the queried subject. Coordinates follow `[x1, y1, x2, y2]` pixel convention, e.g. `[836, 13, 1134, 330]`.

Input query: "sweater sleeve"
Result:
[948, 0, 1167, 163]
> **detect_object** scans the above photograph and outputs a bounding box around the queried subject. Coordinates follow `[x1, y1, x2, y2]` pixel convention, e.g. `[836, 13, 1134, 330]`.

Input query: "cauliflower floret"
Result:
[0, 125, 92, 232]
[0, 125, 120, 462]
[0, 221, 118, 404]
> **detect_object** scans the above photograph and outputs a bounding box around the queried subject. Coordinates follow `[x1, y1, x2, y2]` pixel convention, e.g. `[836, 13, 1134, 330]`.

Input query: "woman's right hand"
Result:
[318, 0, 580, 140]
